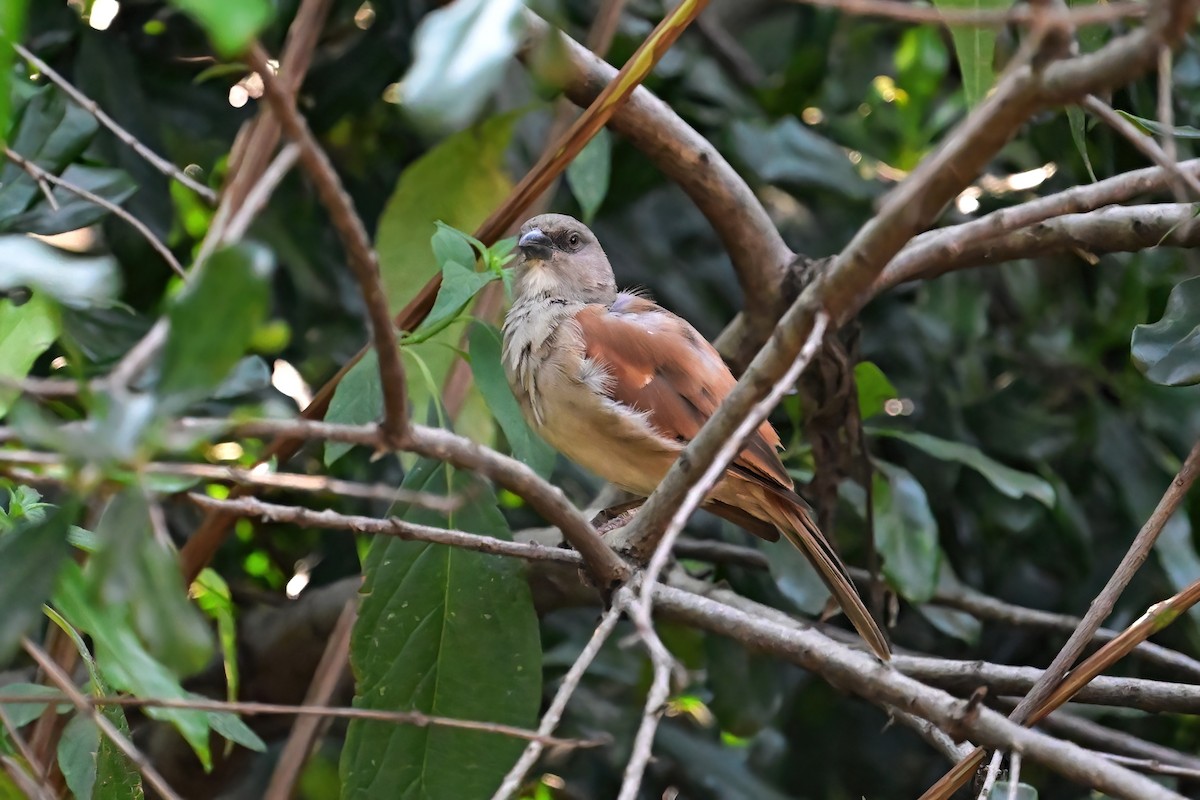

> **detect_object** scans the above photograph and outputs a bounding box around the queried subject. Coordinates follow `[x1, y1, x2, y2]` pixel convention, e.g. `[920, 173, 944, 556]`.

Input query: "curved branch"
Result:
[519, 13, 793, 331]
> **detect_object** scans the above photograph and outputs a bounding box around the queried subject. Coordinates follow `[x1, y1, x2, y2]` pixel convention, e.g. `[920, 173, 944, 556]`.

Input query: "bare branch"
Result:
[4, 145, 185, 279]
[1008, 441, 1200, 722]
[521, 12, 791, 328]
[0, 705, 52, 800]
[492, 592, 628, 800]
[189, 494, 584, 566]
[263, 600, 356, 800]
[785, 0, 1146, 26]
[221, 143, 302, 243]
[21, 638, 185, 800]
[651, 585, 1183, 800]
[13, 42, 216, 203]
[246, 45, 408, 448]
[1082, 95, 1200, 199]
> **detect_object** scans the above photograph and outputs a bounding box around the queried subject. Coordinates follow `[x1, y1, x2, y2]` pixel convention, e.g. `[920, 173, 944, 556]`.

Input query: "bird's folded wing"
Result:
[574, 293, 792, 490]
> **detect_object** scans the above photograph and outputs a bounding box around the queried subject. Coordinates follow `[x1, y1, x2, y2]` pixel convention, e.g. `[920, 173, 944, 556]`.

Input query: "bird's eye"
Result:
[568, 233, 581, 249]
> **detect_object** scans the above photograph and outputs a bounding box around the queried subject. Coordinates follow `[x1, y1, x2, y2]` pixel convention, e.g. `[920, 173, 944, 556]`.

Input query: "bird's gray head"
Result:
[513, 214, 616, 304]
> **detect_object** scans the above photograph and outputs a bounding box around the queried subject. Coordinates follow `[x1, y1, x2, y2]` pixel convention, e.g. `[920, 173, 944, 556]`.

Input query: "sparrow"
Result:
[501, 213, 890, 660]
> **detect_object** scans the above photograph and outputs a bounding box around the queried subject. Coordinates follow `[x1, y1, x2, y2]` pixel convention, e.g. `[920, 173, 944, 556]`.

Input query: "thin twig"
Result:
[4, 146, 186, 278]
[1082, 94, 1200, 199]
[1009, 441, 1200, 722]
[21, 638, 185, 800]
[0, 705, 52, 800]
[1102, 754, 1200, 781]
[246, 45, 409, 448]
[786, 0, 1146, 26]
[263, 599, 356, 800]
[0, 689, 603, 749]
[977, 749, 1005, 800]
[189, 493, 583, 566]
[13, 42, 217, 203]
[0, 450, 459, 510]
[888, 706, 974, 763]
[222, 143, 302, 243]
[491, 591, 629, 800]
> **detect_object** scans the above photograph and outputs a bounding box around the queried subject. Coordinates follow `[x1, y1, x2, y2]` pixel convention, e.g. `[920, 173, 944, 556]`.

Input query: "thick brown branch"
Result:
[519, 13, 791, 332]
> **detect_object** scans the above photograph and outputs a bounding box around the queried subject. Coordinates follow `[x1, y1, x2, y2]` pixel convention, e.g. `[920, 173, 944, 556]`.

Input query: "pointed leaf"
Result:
[58, 715, 100, 800]
[566, 128, 612, 222]
[467, 323, 556, 477]
[0, 502, 73, 663]
[341, 459, 541, 799]
[1131, 276, 1200, 386]
[324, 350, 383, 466]
[0, 290, 59, 418]
[932, 0, 1015, 106]
[875, 464, 940, 603]
[855, 361, 898, 420]
[167, 0, 273, 57]
[158, 242, 274, 405]
[871, 427, 1056, 506]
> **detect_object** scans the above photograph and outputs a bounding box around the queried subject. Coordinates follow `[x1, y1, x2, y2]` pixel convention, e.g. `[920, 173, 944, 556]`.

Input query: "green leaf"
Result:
[324, 350, 383, 466]
[407, 261, 496, 343]
[0, 290, 58, 418]
[58, 714, 100, 800]
[398, 0, 526, 132]
[1131, 276, 1200, 386]
[916, 558, 982, 644]
[704, 636, 783, 737]
[1066, 106, 1097, 182]
[0, 86, 97, 223]
[0, 502, 72, 663]
[0, 1, 29, 142]
[167, 0, 273, 57]
[871, 427, 1056, 506]
[341, 459, 541, 799]
[44, 607, 144, 800]
[854, 361, 898, 420]
[1, 165, 136, 236]
[431, 223, 478, 273]
[566, 128, 612, 223]
[467, 323, 556, 478]
[192, 569, 240, 703]
[0, 683, 68, 727]
[729, 118, 874, 201]
[875, 464, 940, 603]
[933, 0, 1015, 106]
[0, 236, 119, 308]
[53, 562, 248, 770]
[157, 242, 274, 405]
[89, 488, 213, 675]
[1115, 110, 1200, 139]
[376, 113, 515, 313]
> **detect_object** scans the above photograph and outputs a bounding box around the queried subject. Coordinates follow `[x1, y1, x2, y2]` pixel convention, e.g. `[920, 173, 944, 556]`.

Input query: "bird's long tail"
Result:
[773, 501, 891, 661]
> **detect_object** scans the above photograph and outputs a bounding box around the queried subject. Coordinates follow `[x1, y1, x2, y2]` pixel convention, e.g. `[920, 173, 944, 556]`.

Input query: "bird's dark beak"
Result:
[518, 229, 554, 261]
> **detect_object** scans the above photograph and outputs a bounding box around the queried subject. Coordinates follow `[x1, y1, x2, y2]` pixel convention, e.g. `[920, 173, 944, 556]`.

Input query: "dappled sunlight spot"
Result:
[208, 441, 245, 461]
[30, 227, 96, 253]
[885, 398, 915, 416]
[272, 359, 313, 409]
[228, 62, 276, 108]
[982, 163, 1058, 194]
[355, 1, 376, 30]
[382, 82, 402, 104]
[49, 356, 69, 371]
[956, 186, 982, 214]
[872, 74, 908, 105]
[801, 106, 824, 125]
[87, 0, 120, 31]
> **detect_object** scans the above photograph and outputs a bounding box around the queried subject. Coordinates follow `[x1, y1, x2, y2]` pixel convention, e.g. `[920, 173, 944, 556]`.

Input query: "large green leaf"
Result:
[1131, 276, 1200, 386]
[467, 323, 556, 478]
[157, 242, 274, 405]
[875, 464, 940, 603]
[1, 164, 137, 236]
[407, 261, 497, 343]
[375, 113, 515, 312]
[566, 128, 612, 223]
[167, 0, 273, 57]
[88, 488, 213, 675]
[0, 290, 58, 418]
[53, 562, 265, 770]
[0, 1, 28, 143]
[871, 427, 1056, 506]
[397, 0, 526, 132]
[0, 502, 72, 663]
[0, 85, 97, 223]
[932, 0, 1015, 106]
[341, 459, 541, 799]
[729, 118, 873, 201]
[324, 349, 383, 466]
[58, 714, 100, 800]
[0, 236, 120, 308]
[854, 361, 898, 420]
[1154, 511, 1200, 624]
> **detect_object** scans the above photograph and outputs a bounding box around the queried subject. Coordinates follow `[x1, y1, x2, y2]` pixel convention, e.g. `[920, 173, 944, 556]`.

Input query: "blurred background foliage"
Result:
[2, 0, 1200, 798]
